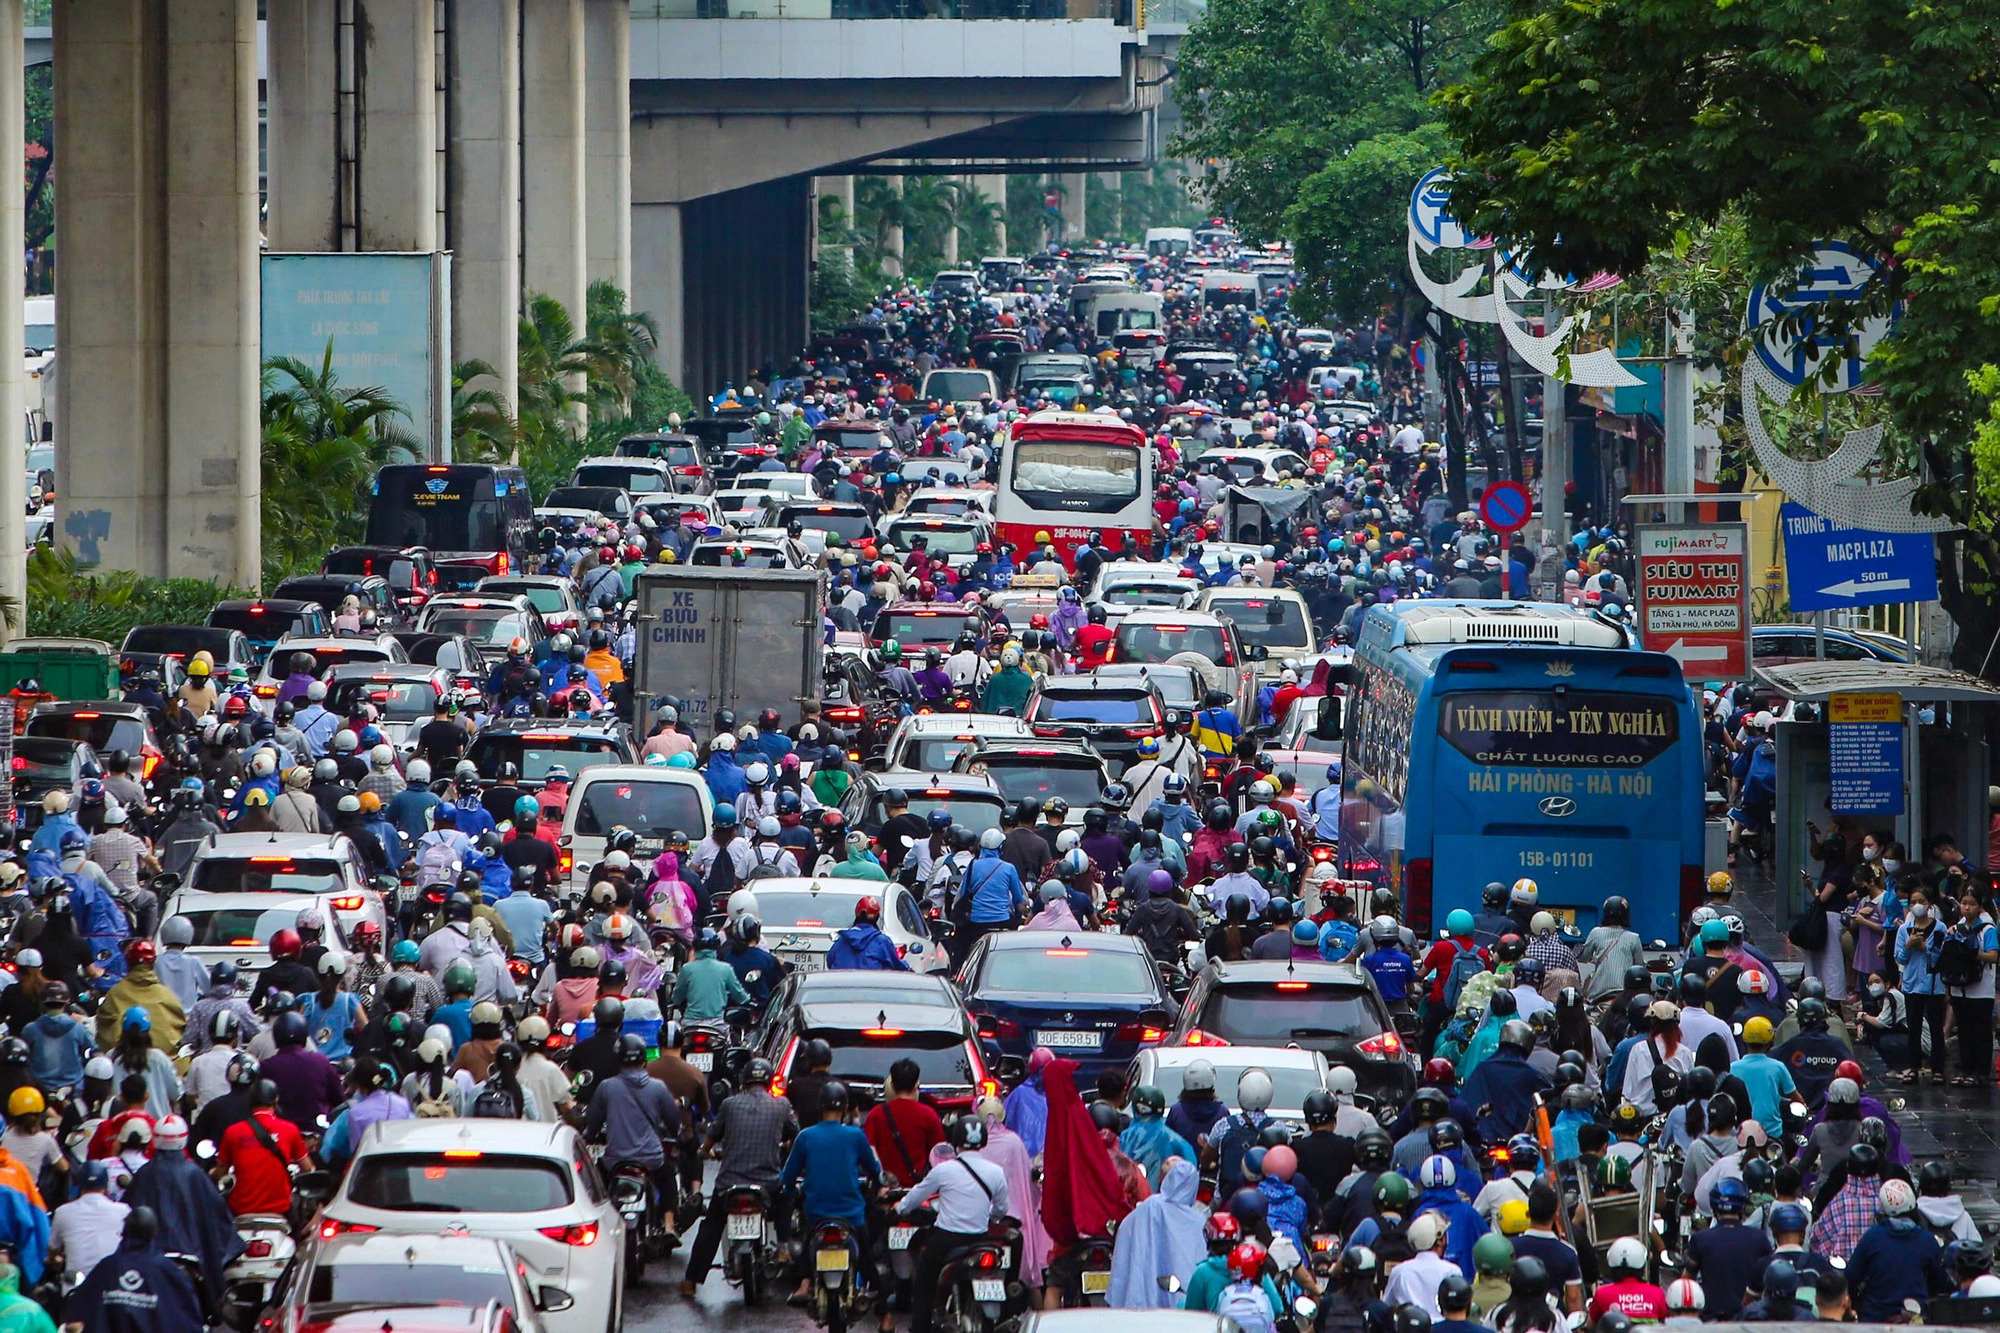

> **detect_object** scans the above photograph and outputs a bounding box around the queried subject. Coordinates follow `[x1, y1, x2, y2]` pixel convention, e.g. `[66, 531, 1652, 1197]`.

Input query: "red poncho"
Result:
[1039, 1058, 1132, 1248]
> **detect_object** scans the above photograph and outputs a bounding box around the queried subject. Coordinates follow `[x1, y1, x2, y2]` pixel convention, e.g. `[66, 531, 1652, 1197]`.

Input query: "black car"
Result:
[1169, 960, 1415, 1103]
[14, 736, 98, 828]
[839, 771, 1006, 840]
[119, 625, 256, 678]
[818, 650, 890, 755]
[959, 931, 1174, 1080]
[205, 598, 332, 670]
[23, 702, 163, 784]
[464, 719, 634, 789]
[950, 737, 1109, 822]
[321, 545, 439, 613]
[1022, 679, 1165, 777]
[757, 970, 999, 1114]
[271, 574, 406, 631]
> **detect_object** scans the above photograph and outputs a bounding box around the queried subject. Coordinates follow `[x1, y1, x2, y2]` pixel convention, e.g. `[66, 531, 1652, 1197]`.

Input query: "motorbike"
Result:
[719, 1184, 781, 1306]
[610, 1162, 668, 1283]
[222, 1214, 296, 1326]
[936, 1217, 1027, 1333]
[808, 1217, 870, 1333]
[1064, 1233, 1115, 1306]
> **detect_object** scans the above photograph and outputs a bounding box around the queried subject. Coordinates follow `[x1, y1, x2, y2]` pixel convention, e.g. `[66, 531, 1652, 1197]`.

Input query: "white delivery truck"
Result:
[629, 565, 827, 739]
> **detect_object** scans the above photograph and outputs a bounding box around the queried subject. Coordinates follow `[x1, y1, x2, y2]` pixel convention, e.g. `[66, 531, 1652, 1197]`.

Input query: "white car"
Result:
[713, 488, 780, 526]
[1188, 585, 1318, 680]
[878, 714, 1034, 773]
[252, 632, 408, 703]
[558, 766, 713, 892]
[272, 1231, 568, 1333]
[901, 487, 996, 519]
[1127, 1045, 1333, 1130]
[728, 471, 815, 501]
[1091, 562, 1203, 625]
[317, 1118, 625, 1333]
[475, 575, 586, 635]
[747, 877, 947, 975]
[178, 831, 384, 949]
[1200, 446, 1311, 485]
[159, 888, 353, 980]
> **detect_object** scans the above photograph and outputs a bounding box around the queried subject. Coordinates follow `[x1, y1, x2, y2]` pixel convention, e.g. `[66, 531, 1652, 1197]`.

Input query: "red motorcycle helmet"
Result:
[918, 582, 937, 600]
[269, 928, 303, 960]
[1030, 613, 1050, 630]
[1205, 1212, 1242, 1244]
[1835, 1059, 1865, 1086]
[854, 895, 882, 924]
[1226, 1241, 1266, 1282]
[1424, 1058, 1456, 1087]
[124, 939, 156, 968]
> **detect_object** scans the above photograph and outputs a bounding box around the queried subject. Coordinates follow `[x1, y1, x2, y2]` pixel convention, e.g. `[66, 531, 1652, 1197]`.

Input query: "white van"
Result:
[559, 765, 713, 891]
[1145, 227, 1195, 259]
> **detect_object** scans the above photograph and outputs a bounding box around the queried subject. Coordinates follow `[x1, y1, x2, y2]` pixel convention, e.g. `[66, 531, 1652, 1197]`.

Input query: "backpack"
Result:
[1216, 1279, 1274, 1333]
[1937, 931, 1983, 989]
[1742, 739, 1779, 804]
[416, 838, 460, 890]
[701, 842, 739, 905]
[1443, 940, 1489, 1011]
[413, 1080, 456, 1118]
[470, 1080, 522, 1119]
[745, 843, 789, 882]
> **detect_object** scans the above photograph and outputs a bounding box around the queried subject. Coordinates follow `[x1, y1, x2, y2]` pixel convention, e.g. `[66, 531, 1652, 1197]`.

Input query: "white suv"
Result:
[315, 1118, 624, 1333]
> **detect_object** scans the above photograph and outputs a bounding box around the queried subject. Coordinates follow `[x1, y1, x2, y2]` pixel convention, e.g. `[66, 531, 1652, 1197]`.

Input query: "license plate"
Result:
[688, 1052, 714, 1072]
[1548, 907, 1577, 928]
[972, 1279, 1006, 1302]
[727, 1214, 763, 1240]
[1034, 1029, 1101, 1050]
[889, 1226, 917, 1251]
[816, 1248, 851, 1272]
[1081, 1270, 1110, 1295]
[781, 951, 825, 973]
[637, 838, 664, 855]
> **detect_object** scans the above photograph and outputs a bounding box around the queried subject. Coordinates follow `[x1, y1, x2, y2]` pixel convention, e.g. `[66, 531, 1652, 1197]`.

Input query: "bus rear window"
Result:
[367, 469, 508, 551]
[1008, 441, 1140, 513]
[1436, 690, 1679, 768]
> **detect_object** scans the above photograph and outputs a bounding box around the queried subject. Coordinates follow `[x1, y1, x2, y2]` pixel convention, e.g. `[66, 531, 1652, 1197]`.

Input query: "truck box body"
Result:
[629, 565, 826, 737]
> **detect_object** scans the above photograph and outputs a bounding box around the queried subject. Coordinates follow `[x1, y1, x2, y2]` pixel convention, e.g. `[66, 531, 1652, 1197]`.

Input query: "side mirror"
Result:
[997, 1054, 1026, 1082]
[1314, 695, 1342, 741]
[1247, 644, 1268, 662]
[151, 872, 182, 892]
[195, 1139, 218, 1161]
[1159, 1275, 1183, 1294]
[536, 1287, 575, 1314]
[294, 1169, 333, 1200]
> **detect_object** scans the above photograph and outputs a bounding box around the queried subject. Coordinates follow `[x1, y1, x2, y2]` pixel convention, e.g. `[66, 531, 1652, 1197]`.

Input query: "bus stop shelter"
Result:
[1759, 661, 2000, 925]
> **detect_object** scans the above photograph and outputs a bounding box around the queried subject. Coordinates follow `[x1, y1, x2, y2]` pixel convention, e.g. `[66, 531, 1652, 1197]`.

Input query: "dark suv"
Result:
[757, 971, 997, 1113]
[1169, 959, 1415, 1103]
[1023, 679, 1164, 777]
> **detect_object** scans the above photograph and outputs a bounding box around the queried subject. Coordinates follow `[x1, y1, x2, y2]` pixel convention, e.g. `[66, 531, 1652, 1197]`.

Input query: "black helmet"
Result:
[252, 1078, 281, 1108]
[0, 1039, 26, 1068]
[1488, 988, 1518, 1017]
[381, 972, 417, 1014]
[1846, 1141, 1883, 1175]
[1083, 807, 1109, 832]
[1621, 964, 1652, 994]
[1355, 1127, 1394, 1167]
[802, 1037, 834, 1069]
[617, 1032, 648, 1066]
[1495, 933, 1526, 963]
[607, 827, 641, 855]
[1919, 1159, 1955, 1196]
[599, 958, 628, 989]
[1601, 895, 1629, 927]
[1088, 1100, 1124, 1133]
[1225, 893, 1252, 925]
[1225, 843, 1250, 872]
[447, 890, 475, 921]
[1482, 881, 1507, 910]
[1302, 1089, 1336, 1126]
[1429, 1119, 1464, 1153]
[1497, 1019, 1534, 1054]
[1678, 973, 1707, 1005]
[1509, 1256, 1549, 1302]
[819, 1079, 850, 1114]
[1205, 800, 1233, 831]
[744, 1057, 774, 1087]
[1797, 997, 1829, 1031]
[1624, 994, 1653, 1033]
[1014, 797, 1042, 825]
[1438, 1275, 1473, 1313]
[226, 1051, 261, 1087]
[1762, 1259, 1799, 1304]
[1393, 1305, 1429, 1333]
[593, 996, 625, 1029]
[1410, 1087, 1449, 1124]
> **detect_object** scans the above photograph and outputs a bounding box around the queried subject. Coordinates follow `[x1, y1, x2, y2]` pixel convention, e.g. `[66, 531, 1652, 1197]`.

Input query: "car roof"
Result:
[274, 634, 398, 650]
[1090, 663, 1202, 681]
[883, 601, 975, 615]
[794, 971, 959, 1004]
[985, 929, 1149, 956]
[30, 699, 145, 715]
[1033, 678, 1152, 696]
[568, 764, 704, 786]
[191, 832, 351, 858]
[1143, 1044, 1324, 1071]
[480, 718, 622, 738]
[962, 735, 1096, 758]
[575, 454, 671, 469]
[168, 888, 330, 914]
[867, 771, 1005, 797]
[427, 593, 534, 610]
[1115, 608, 1229, 627]
[214, 597, 321, 613]
[357, 1116, 575, 1156]
[478, 574, 570, 588]
[1199, 585, 1307, 601]
[1209, 959, 1370, 985]
[323, 662, 441, 679]
[799, 997, 966, 1033]
[1097, 563, 1193, 581]
[896, 714, 1031, 737]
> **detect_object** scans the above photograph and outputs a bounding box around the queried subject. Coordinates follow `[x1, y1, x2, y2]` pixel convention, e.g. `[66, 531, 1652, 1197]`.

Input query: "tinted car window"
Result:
[1032, 692, 1156, 724]
[976, 945, 1155, 995]
[1113, 623, 1229, 664]
[347, 1154, 575, 1213]
[810, 1029, 974, 1086]
[572, 779, 704, 839]
[24, 713, 148, 754]
[468, 735, 623, 783]
[308, 1263, 513, 1311]
[973, 758, 1103, 808]
[1199, 984, 1383, 1044]
[191, 858, 346, 894]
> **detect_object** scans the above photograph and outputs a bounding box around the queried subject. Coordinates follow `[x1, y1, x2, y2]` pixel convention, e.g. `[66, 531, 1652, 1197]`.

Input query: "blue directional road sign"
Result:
[1780, 502, 1937, 613]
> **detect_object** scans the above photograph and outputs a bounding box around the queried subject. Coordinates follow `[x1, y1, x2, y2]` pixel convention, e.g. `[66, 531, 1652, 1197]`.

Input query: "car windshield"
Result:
[346, 1154, 574, 1213]
[880, 793, 1002, 835]
[24, 713, 146, 754]
[903, 737, 988, 771]
[813, 1030, 975, 1087]
[270, 645, 393, 676]
[978, 945, 1156, 995]
[1032, 693, 1156, 724]
[469, 735, 623, 783]
[208, 608, 314, 639]
[783, 508, 871, 542]
[925, 372, 991, 402]
[876, 612, 966, 647]
[178, 905, 312, 947]
[425, 610, 530, 645]
[903, 496, 978, 518]
[1114, 622, 1228, 664]
[975, 759, 1102, 809]
[1104, 583, 1189, 607]
[190, 858, 345, 894]
[307, 1262, 514, 1313]
[483, 584, 570, 615]
[884, 523, 979, 556]
[752, 890, 863, 930]
[573, 779, 705, 840]
[327, 679, 438, 721]
[1213, 596, 1310, 649]
[819, 429, 887, 453]
[123, 627, 234, 658]
[1201, 985, 1383, 1044]
[1148, 1062, 1324, 1110]
[572, 464, 669, 493]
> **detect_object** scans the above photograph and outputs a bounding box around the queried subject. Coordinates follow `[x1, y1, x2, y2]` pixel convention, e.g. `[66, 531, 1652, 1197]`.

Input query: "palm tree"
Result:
[585, 280, 661, 413]
[259, 340, 416, 575]
[517, 293, 597, 438]
[450, 359, 518, 463]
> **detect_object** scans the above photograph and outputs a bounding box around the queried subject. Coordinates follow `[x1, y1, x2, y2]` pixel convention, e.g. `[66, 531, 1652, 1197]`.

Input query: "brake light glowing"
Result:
[71, 711, 99, 719]
[1043, 949, 1089, 957]
[254, 685, 279, 698]
[538, 1223, 599, 1246]
[320, 1221, 378, 1238]
[976, 1014, 1021, 1039]
[1113, 1021, 1166, 1043]
[1276, 981, 1309, 991]
[245, 1239, 274, 1258]
[975, 1250, 999, 1269]
[249, 858, 296, 866]
[861, 1028, 905, 1038]
[558, 846, 574, 876]
[771, 1035, 799, 1099]
[329, 896, 364, 911]
[1357, 1030, 1405, 1058]
[1183, 1029, 1230, 1046]
[444, 1149, 482, 1159]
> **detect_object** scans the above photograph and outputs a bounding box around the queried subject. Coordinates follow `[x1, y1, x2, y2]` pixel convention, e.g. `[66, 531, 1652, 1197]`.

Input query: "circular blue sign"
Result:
[1480, 480, 1533, 533]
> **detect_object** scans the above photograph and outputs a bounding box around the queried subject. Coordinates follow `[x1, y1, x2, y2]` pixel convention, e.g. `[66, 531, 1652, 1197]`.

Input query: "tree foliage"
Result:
[1437, 0, 2000, 667]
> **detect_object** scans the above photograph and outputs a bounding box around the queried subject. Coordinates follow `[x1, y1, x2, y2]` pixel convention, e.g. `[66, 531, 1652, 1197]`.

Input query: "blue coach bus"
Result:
[1338, 601, 1703, 941]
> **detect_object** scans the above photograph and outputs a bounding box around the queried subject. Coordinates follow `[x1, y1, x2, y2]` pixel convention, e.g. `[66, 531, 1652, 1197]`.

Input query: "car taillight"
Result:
[1113, 1021, 1165, 1043]
[539, 1223, 600, 1246]
[320, 1220, 378, 1238]
[826, 706, 864, 723]
[329, 896, 363, 911]
[559, 847, 573, 876]
[496, 552, 510, 574]
[975, 1014, 1021, 1040]
[1125, 727, 1161, 739]
[674, 466, 703, 475]
[254, 684, 278, 698]
[244, 1238, 274, 1258]
[1183, 1029, 1229, 1047]
[1031, 725, 1066, 738]
[771, 1034, 799, 1099]
[1357, 1030, 1405, 1059]
[141, 746, 163, 781]
[1406, 857, 1432, 936]
[8, 758, 23, 772]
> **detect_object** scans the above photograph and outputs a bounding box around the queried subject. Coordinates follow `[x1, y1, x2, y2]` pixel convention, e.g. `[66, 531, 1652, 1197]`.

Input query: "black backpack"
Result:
[1938, 931, 1982, 989]
[702, 840, 740, 906]
[470, 1079, 523, 1119]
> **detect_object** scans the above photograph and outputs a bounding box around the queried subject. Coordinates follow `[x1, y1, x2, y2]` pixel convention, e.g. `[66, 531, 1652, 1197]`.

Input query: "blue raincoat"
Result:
[1120, 1113, 1197, 1189]
[1415, 1183, 1488, 1278]
[1109, 1158, 1207, 1309]
[1257, 1172, 1309, 1254]
[1004, 1072, 1049, 1157]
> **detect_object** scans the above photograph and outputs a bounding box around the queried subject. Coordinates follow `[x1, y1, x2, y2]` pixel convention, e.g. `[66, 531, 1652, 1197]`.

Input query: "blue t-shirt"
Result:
[301, 990, 365, 1059]
[1728, 1052, 1796, 1135]
[430, 998, 473, 1053]
[1361, 947, 1416, 1002]
[781, 1121, 880, 1226]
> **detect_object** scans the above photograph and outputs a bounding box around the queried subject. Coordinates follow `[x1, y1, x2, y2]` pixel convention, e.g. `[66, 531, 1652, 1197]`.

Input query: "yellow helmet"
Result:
[186, 657, 211, 678]
[7, 1086, 43, 1119]
[1743, 1016, 1774, 1047]
[1707, 871, 1734, 896]
[1497, 1198, 1530, 1236]
[357, 791, 382, 814]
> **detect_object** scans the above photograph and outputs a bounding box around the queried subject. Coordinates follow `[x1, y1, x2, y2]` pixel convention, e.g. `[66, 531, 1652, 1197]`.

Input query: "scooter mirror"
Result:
[195, 1139, 217, 1161]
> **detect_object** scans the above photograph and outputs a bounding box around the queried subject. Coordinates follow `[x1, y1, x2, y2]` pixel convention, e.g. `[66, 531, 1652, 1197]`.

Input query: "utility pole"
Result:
[1663, 305, 1696, 523]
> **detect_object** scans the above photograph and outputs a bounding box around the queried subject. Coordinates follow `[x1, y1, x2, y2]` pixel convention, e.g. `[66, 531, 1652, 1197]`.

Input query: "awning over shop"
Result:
[1755, 660, 2000, 703]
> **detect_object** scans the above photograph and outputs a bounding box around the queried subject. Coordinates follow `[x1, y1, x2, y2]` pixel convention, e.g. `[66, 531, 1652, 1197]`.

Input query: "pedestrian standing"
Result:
[1897, 894, 1948, 1084]
[1803, 830, 1855, 1004]
[1948, 891, 1998, 1087]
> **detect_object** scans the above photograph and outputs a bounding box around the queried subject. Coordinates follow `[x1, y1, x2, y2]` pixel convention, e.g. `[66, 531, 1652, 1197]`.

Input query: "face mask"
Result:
[1884, 860, 1904, 874]
[1863, 846, 1881, 861]
[1869, 984, 1886, 998]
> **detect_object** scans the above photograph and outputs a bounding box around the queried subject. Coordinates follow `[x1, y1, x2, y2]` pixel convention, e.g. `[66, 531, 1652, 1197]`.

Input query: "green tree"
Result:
[1435, 0, 2000, 670]
[259, 341, 416, 579]
[450, 358, 517, 463]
